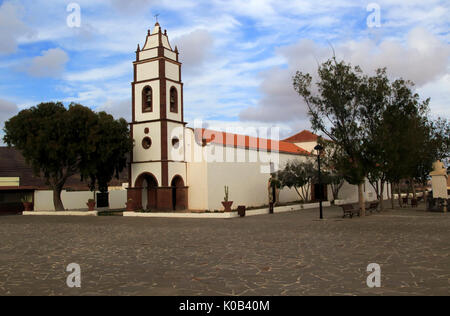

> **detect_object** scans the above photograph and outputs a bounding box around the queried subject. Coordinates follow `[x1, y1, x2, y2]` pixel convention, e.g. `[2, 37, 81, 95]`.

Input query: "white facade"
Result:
[125, 23, 390, 213]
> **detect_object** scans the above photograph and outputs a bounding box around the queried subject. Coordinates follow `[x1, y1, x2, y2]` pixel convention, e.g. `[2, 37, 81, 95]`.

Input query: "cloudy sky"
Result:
[0, 0, 449, 142]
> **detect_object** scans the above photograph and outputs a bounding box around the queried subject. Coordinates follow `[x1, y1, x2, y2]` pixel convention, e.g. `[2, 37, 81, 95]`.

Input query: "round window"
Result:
[172, 137, 180, 149]
[142, 137, 152, 149]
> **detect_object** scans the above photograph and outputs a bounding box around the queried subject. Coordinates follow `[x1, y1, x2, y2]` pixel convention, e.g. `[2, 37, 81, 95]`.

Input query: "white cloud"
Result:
[95, 98, 131, 121]
[240, 27, 450, 124]
[0, 98, 19, 145]
[65, 61, 131, 82]
[0, 2, 33, 54]
[173, 29, 214, 71]
[25, 48, 69, 78]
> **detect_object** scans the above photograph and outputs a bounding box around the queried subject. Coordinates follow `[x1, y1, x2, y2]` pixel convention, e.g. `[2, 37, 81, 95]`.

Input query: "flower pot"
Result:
[222, 201, 233, 212]
[126, 200, 135, 212]
[237, 205, 246, 217]
[87, 201, 96, 211]
[23, 202, 33, 212]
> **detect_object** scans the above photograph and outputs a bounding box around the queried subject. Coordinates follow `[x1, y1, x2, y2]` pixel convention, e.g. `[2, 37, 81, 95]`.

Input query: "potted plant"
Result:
[125, 198, 134, 212]
[21, 195, 33, 212]
[87, 199, 96, 211]
[221, 186, 233, 212]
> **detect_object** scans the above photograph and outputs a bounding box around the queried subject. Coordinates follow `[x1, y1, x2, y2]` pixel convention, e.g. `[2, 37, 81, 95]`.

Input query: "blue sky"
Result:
[0, 0, 449, 142]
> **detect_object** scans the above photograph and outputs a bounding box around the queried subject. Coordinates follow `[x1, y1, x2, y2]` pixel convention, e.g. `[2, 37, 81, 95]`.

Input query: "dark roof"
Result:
[0, 147, 128, 190]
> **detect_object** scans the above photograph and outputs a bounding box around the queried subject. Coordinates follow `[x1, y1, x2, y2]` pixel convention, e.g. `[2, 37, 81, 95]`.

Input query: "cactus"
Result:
[224, 186, 229, 202]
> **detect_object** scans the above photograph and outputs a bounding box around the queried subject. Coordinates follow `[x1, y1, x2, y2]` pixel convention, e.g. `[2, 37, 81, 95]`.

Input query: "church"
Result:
[125, 23, 386, 212]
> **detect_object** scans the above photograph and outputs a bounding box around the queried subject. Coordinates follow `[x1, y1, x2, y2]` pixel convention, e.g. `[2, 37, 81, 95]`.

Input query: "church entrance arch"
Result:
[134, 173, 158, 210]
[171, 175, 186, 210]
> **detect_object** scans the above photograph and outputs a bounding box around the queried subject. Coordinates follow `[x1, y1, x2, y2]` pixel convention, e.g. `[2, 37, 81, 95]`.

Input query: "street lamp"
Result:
[314, 143, 324, 219]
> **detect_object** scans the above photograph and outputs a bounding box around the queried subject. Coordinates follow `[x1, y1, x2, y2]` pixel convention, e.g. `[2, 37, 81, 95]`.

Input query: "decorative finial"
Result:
[147, 29, 150, 36]
[164, 29, 167, 35]
[137, 44, 140, 52]
[175, 45, 179, 53]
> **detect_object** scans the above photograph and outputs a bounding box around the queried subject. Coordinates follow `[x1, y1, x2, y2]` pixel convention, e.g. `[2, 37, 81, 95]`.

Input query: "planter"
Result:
[237, 205, 246, 217]
[22, 202, 33, 212]
[222, 201, 233, 212]
[126, 200, 135, 212]
[86, 200, 96, 211]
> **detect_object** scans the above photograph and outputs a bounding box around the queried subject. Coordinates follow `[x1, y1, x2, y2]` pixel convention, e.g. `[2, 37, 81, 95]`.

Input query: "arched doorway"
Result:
[134, 173, 158, 210]
[171, 175, 186, 210]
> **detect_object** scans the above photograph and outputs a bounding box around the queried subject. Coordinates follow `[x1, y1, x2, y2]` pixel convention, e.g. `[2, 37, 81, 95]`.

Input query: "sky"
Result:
[0, 0, 449, 143]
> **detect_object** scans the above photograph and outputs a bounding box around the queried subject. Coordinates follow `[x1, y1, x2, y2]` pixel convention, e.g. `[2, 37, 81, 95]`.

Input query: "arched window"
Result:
[142, 86, 152, 112]
[170, 87, 178, 113]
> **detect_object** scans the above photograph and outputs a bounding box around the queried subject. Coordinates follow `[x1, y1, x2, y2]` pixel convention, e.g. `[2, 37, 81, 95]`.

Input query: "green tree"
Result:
[3, 102, 132, 211]
[316, 138, 345, 201]
[293, 58, 368, 215]
[277, 160, 315, 202]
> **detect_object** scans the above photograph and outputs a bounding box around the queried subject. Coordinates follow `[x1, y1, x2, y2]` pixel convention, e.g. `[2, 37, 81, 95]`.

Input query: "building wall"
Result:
[336, 179, 391, 203]
[294, 141, 317, 153]
[34, 188, 127, 211]
[203, 145, 310, 211]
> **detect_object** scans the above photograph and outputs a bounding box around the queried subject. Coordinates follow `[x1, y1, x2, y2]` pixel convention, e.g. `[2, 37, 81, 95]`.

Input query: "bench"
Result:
[367, 201, 380, 214]
[340, 204, 360, 218]
[402, 197, 408, 206]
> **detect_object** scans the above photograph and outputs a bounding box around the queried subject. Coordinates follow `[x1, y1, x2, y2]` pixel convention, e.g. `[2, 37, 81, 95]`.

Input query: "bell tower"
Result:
[128, 23, 188, 211]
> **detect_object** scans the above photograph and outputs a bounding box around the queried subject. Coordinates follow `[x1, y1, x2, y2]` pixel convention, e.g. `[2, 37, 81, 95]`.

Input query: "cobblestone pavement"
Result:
[0, 205, 449, 296]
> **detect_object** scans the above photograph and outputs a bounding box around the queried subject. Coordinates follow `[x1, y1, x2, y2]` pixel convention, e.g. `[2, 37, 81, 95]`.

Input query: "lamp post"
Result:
[314, 144, 324, 219]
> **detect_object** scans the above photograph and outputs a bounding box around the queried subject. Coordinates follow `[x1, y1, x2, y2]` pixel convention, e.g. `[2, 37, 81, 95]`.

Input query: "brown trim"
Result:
[131, 159, 185, 164]
[161, 120, 168, 186]
[129, 119, 187, 126]
[0, 186, 38, 190]
[133, 57, 181, 67]
[133, 77, 182, 86]
[181, 79, 184, 122]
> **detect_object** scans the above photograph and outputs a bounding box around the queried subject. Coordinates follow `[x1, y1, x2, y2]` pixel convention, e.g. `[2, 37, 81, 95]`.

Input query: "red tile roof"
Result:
[283, 130, 319, 143]
[194, 128, 310, 155]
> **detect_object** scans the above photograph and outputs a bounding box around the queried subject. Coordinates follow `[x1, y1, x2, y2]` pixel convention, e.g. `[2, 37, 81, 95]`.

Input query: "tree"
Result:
[316, 138, 345, 201]
[358, 68, 391, 210]
[277, 160, 315, 202]
[293, 58, 368, 215]
[3, 102, 132, 211]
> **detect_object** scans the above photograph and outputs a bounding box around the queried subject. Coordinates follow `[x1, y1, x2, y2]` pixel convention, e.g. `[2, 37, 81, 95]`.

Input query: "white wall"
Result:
[35, 188, 128, 211]
[204, 146, 310, 211]
[336, 179, 391, 203]
[35, 190, 93, 211]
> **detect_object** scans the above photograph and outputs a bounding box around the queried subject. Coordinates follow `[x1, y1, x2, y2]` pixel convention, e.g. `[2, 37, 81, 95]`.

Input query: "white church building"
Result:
[126, 23, 390, 212]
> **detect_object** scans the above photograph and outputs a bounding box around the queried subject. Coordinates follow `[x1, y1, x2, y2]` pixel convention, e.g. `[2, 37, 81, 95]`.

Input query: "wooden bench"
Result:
[340, 204, 360, 218]
[367, 201, 380, 214]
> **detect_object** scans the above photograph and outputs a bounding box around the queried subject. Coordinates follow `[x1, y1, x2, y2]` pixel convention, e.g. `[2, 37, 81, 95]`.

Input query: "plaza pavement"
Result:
[0, 204, 448, 296]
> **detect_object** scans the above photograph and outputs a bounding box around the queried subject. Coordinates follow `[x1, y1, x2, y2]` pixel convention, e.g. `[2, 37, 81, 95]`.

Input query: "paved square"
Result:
[0, 205, 449, 296]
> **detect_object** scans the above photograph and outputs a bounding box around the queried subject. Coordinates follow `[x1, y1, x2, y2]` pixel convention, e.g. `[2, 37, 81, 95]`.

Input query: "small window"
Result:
[142, 137, 152, 149]
[142, 86, 153, 112]
[170, 87, 178, 113]
[172, 137, 180, 149]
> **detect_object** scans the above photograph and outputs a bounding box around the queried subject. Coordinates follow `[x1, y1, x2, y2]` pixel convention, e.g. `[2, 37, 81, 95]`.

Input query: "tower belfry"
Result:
[128, 23, 187, 211]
